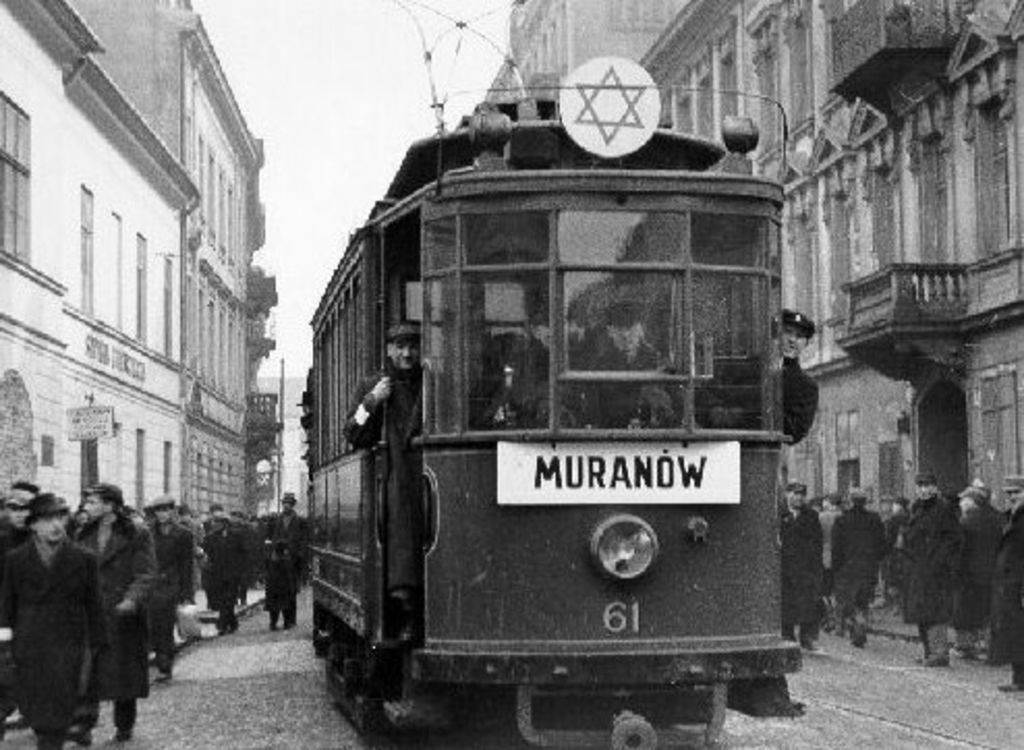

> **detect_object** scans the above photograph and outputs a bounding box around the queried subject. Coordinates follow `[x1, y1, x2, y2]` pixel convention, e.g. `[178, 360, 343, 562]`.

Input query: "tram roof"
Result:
[384, 120, 728, 202]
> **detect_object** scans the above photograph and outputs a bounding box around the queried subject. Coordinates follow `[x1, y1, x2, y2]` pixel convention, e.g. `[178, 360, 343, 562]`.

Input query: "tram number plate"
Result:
[603, 600, 640, 635]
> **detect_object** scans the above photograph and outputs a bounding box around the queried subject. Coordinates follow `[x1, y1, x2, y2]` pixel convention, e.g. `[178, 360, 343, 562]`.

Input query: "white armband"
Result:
[0, 627, 12, 642]
[353, 403, 371, 426]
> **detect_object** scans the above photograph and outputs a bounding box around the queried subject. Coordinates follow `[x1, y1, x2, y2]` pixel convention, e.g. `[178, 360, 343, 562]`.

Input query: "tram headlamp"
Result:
[590, 514, 659, 580]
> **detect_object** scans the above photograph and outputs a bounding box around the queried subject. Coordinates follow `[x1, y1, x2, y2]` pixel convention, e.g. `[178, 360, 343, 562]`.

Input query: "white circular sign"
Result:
[559, 57, 661, 159]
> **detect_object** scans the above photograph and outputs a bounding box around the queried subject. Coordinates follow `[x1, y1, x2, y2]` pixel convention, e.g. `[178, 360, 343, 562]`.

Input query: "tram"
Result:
[306, 66, 798, 748]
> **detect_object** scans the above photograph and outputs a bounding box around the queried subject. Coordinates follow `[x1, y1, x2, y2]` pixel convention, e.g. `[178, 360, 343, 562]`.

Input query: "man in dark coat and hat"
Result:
[952, 483, 1002, 660]
[780, 482, 823, 652]
[990, 476, 1024, 691]
[832, 487, 886, 648]
[145, 495, 193, 682]
[902, 471, 962, 667]
[264, 492, 308, 628]
[0, 494, 105, 749]
[73, 483, 155, 743]
[203, 503, 248, 635]
[344, 320, 423, 643]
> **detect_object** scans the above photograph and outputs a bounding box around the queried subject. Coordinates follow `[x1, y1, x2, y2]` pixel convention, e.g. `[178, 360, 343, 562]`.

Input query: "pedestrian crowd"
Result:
[0, 479, 307, 749]
[781, 470, 1024, 693]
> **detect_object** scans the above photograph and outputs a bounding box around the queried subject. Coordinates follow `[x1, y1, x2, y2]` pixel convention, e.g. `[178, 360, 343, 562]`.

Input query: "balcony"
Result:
[247, 266, 278, 317]
[246, 392, 282, 454]
[831, 0, 961, 113]
[838, 263, 968, 380]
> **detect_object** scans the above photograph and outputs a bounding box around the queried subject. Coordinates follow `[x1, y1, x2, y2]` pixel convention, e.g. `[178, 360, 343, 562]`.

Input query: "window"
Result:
[696, 55, 714, 138]
[207, 152, 216, 243]
[788, 2, 812, 124]
[830, 195, 851, 319]
[918, 138, 947, 262]
[674, 87, 693, 133]
[982, 371, 1019, 482]
[218, 168, 226, 258]
[718, 33, 738, 118]
[871, 171, 895, 268]
[135, 428, 145, 506]
[40, 435, 54, 467]
[80, 439, 98, 492]
[80, 187, 94, 314]
[836, 409, 860, 492]
[0, 93, 30, 260]
[136, 234, 148, 343]
[163, 256, 173, 357]
[975, 103, 1011, 256]
[753, 21, 779, 151]
[163, 440, 172, 494]
[113, 213, 124, 329]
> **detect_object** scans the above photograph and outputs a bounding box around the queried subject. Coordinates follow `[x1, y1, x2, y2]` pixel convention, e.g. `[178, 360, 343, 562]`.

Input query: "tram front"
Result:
[414, 169, 799, 745]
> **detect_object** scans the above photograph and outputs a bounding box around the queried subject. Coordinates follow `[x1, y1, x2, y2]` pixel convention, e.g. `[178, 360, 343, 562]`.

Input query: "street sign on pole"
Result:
[67, 406, 115, 441]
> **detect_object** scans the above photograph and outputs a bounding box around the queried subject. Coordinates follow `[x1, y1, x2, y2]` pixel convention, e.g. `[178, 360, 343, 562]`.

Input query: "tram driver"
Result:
[343, 321, 423, 644]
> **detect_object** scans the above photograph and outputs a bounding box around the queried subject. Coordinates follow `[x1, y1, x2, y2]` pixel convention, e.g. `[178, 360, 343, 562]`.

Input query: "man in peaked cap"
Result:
[990, 476, 1024, 690]
[901, 469, 962, 667]
[0, 494, 105, 749]
[780, 309, 819, 445]
[144, 496, 192, 681]
[344, 319, 424, 644]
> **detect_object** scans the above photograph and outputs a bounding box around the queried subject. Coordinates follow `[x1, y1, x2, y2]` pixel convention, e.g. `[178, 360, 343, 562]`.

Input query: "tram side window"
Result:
[424, 277, 459, 434]
[692, 272, 770, 430]
[466, 274, 550, 430]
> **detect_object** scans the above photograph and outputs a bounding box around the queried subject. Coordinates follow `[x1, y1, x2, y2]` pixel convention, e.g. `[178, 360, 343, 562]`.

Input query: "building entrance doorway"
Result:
[916, 380, 967, 496]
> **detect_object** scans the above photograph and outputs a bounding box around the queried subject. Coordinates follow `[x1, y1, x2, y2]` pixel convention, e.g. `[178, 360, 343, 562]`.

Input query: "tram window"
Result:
[465, 213, 548, 265]
[691, 213, 765, 267]
[424, 277, 460, 434]
[559, 211, 684, 264]
[564, 272, 678, 372]
[466, 273, 550, 430]
[692, 273, 771, 430]
[424, 217, 456, 271]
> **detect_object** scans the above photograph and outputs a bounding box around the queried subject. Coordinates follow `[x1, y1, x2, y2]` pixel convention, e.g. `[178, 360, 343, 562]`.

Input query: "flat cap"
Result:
[1004, 475, 1024, 493]
[914, 471, 937, 486]
[781, 309, 816, 338]
[958, 485, 990, 503]
[144, 495, 176, 512]
[386, 321, 421, 342]
[786, 481, 807, 494]
[85, 482, 124, 507]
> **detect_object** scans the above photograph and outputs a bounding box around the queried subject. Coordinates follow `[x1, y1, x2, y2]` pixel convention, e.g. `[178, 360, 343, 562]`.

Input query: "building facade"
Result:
[512, 0, 1024, 505]
[1, 0, 197, 500]
[72, 0, 277, 513]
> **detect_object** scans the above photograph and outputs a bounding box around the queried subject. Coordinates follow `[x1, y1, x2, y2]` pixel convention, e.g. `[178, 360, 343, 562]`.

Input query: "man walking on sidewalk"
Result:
[780, 482, 823, 653]
[990, 476, 1024, 691]
[832, 488, 886, 648]
[145, 496, 193, 682]
[952, 484, 1002, 660]
[903, 471, 962, 667]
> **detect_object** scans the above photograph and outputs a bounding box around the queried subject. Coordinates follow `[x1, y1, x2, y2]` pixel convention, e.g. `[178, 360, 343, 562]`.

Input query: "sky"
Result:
[190, 0, 515, 379]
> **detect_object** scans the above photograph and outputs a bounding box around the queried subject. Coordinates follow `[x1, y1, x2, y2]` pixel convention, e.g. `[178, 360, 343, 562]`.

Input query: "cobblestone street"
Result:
[2, 589, 367, 750]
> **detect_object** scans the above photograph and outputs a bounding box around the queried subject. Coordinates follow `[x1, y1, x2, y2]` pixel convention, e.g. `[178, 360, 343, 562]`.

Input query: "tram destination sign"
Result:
[67, 405, 115, 441]
[497, 441, 740, 505]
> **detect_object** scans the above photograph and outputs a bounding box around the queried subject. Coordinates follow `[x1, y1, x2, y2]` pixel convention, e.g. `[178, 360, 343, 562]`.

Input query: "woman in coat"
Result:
[0, 494, 106, 749]
[74, 484, 155, 744]
[990, 476, 1024, 691]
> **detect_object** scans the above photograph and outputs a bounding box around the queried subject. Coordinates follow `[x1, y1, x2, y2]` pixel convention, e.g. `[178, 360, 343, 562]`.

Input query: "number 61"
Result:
[603, 600, 640, 634]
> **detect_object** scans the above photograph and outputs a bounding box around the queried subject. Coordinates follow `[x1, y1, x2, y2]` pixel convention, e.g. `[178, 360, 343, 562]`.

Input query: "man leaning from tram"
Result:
[344, 321, 423, 644]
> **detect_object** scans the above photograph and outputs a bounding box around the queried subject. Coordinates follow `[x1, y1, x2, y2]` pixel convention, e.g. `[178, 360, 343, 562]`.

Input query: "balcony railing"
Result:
[831, 0, 961, 111]
[246, 393, 281, 431]
[847, 263, 968, 332]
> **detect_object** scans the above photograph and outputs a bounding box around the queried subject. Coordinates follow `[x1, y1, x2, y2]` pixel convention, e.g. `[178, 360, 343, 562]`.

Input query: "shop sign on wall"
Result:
[85, 334, 146, 382]
[67, 406, 115, 440]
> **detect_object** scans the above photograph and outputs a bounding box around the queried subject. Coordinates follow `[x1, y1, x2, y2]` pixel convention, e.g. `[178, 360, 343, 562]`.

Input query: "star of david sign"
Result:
[574, 66, 648, 146]
[560, 57, 661, 159]
[257, 473, 270, 486]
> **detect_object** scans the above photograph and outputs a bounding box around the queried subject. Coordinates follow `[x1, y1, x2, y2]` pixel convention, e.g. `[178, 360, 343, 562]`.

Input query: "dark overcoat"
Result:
[989, 507, 1024, 664]
[780, 507, 823, 626]
[265, 512, 308, 579]
[76, 516, 155, 701]
[953, 504, 1003, 630]
[0, 541, 106, 732]
[203, 520, 248, 610]
[901, 495, 962, 625]
[264, 545, 298, 612]
[344, 364, 423, 592]
[832, 506, 887, 610]
[782, 358, 819, 444]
